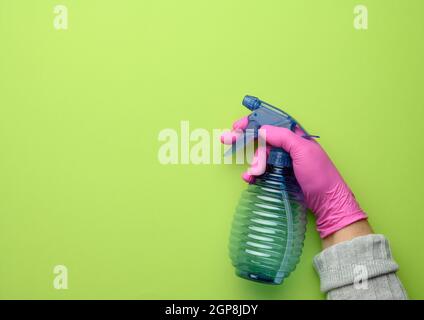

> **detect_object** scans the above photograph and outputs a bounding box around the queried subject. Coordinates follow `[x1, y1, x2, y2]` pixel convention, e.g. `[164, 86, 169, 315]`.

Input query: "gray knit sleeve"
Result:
[313, 234, 408, 300]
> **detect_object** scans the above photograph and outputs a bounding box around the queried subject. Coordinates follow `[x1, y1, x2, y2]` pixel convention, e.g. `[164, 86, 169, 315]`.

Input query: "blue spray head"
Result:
[225, 95, 316, 167]
[242, 96, 262, 111]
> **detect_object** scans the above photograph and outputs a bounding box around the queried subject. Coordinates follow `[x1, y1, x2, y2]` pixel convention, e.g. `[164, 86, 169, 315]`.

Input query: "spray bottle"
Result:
[226, 95, 314, 285]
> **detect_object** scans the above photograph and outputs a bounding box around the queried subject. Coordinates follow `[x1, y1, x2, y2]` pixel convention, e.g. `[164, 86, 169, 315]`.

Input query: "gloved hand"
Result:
[221, 117, 367, 238]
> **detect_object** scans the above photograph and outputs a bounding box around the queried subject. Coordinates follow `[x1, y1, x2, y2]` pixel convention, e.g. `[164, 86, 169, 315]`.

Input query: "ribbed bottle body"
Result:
[229, 165, 307, 284]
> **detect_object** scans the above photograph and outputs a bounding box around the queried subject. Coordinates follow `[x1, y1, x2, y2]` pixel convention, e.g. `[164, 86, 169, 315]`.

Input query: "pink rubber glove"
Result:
[221, 117, 367, 238]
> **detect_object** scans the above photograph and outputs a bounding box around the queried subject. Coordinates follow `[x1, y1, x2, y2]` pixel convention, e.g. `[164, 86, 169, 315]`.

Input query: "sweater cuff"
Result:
[313, 234, 399, 293]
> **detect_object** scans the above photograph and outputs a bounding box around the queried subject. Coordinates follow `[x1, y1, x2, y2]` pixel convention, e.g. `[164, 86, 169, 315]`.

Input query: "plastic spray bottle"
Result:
[226, 95, 313, 285]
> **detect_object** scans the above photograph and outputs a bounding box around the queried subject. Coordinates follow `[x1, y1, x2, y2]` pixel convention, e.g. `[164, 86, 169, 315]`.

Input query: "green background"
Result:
[0, 0, 423, 299]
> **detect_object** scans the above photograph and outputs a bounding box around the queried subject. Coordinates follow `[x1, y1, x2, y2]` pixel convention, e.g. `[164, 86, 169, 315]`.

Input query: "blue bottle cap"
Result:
[267, 148, 292, 167]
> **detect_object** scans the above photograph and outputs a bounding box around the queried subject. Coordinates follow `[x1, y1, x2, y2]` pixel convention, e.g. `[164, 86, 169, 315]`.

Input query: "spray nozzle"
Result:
[224, 95, 318, 164]
[242, 95, 262, 111]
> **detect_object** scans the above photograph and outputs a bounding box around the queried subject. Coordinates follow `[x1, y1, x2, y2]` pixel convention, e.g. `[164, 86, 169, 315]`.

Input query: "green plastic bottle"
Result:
[229, 150, 307, 284]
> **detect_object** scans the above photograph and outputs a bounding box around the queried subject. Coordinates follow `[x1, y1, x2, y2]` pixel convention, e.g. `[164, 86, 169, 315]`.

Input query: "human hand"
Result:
[221, 117, 367, 238]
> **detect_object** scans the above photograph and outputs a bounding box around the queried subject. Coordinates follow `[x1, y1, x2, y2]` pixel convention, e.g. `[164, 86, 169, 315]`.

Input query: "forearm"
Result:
[322, 220, 373, 249]
[314, 233, 408, 300]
